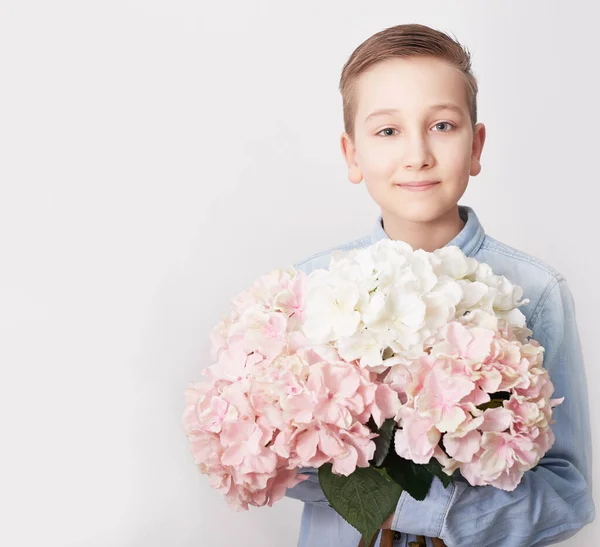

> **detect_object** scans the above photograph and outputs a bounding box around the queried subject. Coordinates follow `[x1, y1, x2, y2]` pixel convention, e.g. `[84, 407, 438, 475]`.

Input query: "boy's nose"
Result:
[402, 135, 434, 169]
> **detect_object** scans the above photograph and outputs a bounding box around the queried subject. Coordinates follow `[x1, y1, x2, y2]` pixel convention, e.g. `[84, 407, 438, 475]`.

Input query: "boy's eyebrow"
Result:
[365, 103, 465, 122]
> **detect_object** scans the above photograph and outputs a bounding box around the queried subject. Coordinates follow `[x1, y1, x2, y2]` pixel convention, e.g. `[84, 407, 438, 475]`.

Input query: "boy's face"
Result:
[341, 56, 486, 225]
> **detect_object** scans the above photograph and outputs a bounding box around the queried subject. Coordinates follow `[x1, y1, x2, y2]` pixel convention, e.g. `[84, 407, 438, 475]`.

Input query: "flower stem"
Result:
[380, 529, 394, 547]
[357, 531, 378, 547]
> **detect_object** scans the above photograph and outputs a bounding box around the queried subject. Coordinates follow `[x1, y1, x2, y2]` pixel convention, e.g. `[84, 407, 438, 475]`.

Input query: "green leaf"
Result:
[477, 391, 511, 411]
[423, 458, 453, 489]
[476, 399, 501, 410]
[318, 463, 403, 545]
[365, 416, 378, 433]
[383, 450, 434, 501]
[372, 418, 397, 468]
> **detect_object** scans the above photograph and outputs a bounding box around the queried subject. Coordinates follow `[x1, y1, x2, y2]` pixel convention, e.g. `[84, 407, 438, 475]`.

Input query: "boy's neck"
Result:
[380, 205, 466, 252]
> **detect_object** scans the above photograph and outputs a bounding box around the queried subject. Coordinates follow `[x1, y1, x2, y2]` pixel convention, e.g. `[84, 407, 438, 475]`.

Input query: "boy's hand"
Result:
[380, 513, 394, 529]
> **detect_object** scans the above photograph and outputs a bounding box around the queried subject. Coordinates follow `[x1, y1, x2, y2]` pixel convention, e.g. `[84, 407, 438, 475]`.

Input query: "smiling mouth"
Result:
[395, 181, 440, 191]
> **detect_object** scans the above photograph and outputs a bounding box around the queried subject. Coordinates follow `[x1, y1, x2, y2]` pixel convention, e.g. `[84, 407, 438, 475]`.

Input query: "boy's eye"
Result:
[432, 122, 454, 132]
[377, 128, 398, 137]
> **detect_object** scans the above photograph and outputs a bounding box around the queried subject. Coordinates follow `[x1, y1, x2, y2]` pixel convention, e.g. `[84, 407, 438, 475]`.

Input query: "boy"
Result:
[284, 24, 595, 546]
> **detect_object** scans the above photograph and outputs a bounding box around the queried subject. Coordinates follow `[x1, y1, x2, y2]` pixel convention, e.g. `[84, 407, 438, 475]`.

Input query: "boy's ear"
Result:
[340, 132, 363, 184]
[470, 123, 486, 177]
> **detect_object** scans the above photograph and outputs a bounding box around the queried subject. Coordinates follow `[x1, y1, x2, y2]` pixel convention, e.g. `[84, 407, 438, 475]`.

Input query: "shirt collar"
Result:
[370, 205, 486, 257]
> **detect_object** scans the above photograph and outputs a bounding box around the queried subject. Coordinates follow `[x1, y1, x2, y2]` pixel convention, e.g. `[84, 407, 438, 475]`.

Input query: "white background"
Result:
[0, 1, 597, 545]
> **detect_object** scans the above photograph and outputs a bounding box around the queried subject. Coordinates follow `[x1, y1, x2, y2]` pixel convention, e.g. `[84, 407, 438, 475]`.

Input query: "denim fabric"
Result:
[285, 205, 595, 547]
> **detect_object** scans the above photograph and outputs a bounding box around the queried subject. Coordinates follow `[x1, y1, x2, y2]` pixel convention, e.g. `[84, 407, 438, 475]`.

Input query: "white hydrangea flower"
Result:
[432, 246, 478, 279]
[302, 275, 362, 343]
[337, 329, 385, 368]
[300, 239, 530, 371]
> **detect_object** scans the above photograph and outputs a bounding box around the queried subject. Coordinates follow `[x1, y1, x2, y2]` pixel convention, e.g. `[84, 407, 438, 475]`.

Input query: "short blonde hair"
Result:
[339, 23, 478, 140]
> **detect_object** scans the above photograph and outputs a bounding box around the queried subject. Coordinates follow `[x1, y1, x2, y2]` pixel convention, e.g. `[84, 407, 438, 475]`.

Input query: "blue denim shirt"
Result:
[285, 205, 595, 547]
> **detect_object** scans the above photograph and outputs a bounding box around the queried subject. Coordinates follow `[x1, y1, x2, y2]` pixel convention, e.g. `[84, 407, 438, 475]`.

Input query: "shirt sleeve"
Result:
[284, 466, 331, 507]
[392, 276, 595, 546]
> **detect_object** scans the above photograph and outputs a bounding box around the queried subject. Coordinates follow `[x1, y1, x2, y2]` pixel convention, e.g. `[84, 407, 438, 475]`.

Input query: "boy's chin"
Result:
[384, 201, 458, 224]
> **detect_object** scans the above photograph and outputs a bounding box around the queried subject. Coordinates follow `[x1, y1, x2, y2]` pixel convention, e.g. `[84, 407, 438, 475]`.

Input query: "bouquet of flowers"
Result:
[182, 240, 563, 546]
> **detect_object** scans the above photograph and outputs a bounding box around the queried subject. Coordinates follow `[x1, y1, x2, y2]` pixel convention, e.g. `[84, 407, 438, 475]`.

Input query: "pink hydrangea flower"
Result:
[182, 268, 400, 510]
[389, 312, 561, 491]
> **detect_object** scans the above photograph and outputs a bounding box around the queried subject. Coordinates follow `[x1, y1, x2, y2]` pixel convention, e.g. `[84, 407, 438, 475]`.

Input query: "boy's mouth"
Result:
[395, 180, 441, 191]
